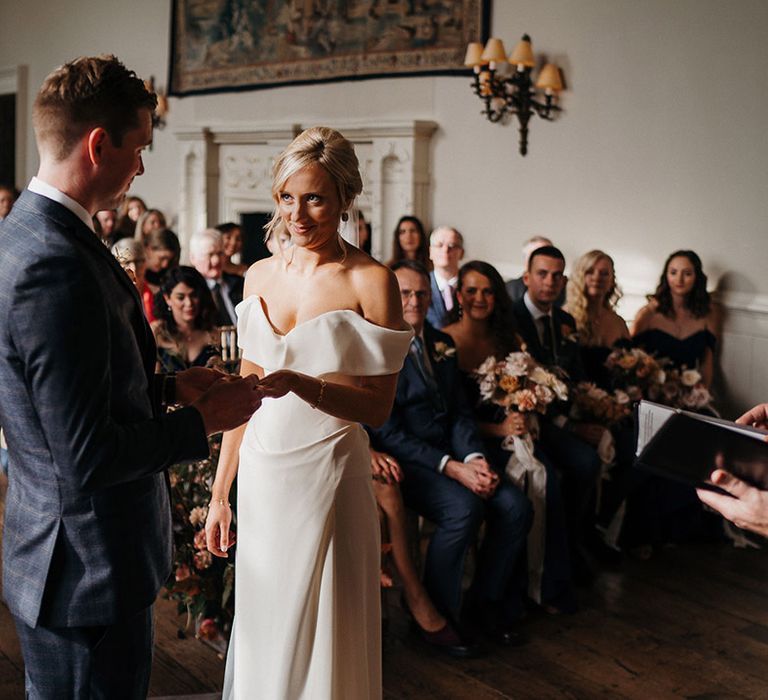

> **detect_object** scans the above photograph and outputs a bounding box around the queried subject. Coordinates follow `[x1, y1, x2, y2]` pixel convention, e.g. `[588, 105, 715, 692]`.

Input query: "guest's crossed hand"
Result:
[446, 457, 499, 499]
[370, 449, 403, 484]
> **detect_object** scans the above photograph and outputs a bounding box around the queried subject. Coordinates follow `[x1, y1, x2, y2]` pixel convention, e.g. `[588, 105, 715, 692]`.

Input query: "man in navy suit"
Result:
[426, 225, 464, 329]
[511, 245, 602, 577]
[0, 55, 262, 698]
[370, 260, 532, 645]
[506, 235, 566, 307]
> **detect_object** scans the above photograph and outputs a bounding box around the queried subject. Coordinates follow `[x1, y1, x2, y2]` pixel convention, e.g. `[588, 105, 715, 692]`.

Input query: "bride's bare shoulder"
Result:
[347, 252, 405, 330]
[243, 256, 280, 298]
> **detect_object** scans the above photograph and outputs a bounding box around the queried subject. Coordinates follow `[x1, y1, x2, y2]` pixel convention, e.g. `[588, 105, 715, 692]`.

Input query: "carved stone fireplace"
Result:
[174, 121, 438, 262]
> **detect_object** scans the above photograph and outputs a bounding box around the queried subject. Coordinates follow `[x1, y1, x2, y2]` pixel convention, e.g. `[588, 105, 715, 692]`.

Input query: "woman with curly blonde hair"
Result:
[565, 250, 629, 388]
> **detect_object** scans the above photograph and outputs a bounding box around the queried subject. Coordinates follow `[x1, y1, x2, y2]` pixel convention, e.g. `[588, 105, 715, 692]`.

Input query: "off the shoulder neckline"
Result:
[237, 295, 411, 339]
[634, 327, 715, 343]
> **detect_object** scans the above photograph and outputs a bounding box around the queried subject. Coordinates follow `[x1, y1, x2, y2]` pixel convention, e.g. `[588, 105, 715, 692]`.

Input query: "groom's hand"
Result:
[192, 374, 263, 435]
[176, 367, 231, 405]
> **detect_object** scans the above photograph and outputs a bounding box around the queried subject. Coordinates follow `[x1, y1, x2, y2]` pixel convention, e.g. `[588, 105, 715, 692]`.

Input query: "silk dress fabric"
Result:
[222, 296, 412, 700]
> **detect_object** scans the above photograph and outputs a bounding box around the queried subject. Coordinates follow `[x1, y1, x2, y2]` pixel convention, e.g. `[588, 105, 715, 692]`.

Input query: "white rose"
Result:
[479, 376, 496, 401]
[552, 378, 569, 401]
[504, 352, 529, 377]
[614, 389, 630, 404]
[529, 366, 551, 385]
[476, 355, 497, 378]
[681, 369, 701, 387]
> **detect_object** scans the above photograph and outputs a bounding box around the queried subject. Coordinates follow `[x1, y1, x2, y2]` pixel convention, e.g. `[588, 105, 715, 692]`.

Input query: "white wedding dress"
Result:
[222, 295, 411, 700]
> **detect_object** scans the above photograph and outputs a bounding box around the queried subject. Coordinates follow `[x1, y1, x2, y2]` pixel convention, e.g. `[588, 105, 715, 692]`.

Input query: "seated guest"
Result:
[627, 250, 722, 552]
[215, 222, 248, 276]
[386, 215, 431, 270]
[0, 183, 17, 222]
[111, 238, 155, 322]
[94, 209, 117, 246]
[511, 245, 602, 577]
[443, 260, 575, 612]
[368, 260, 532, 644]
[369, 447, 478, 656]
[189, 228, 244, 327]
[632, 249, 720, 387]
[506, 235, 565, 307]
[144, 228, 181, 291]
[565, 250, 636, 543]
[426, 226, 465, 329]
[357, 211, 372, 255]
[151, 266, 220, 372]
[134, 208, 166, 241]
[565, 250, 630, 388]
[114, 194, 147, 241]
[266, 228, 292, 256]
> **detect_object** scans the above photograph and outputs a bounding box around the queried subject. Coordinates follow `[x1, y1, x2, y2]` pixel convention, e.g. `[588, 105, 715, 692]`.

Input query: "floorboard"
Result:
[2, 472, 768, 699]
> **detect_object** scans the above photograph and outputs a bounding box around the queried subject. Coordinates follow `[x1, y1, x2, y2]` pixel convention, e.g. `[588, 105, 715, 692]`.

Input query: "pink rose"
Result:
[194, 529, 208, 550]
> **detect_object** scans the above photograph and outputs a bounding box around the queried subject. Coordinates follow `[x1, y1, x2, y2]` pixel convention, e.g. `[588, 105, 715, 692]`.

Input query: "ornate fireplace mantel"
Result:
[174, 121, 438, 261]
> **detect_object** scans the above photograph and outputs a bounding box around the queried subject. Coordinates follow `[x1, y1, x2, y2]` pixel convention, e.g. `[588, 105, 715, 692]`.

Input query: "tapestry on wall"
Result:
[169, 0, 490, 95]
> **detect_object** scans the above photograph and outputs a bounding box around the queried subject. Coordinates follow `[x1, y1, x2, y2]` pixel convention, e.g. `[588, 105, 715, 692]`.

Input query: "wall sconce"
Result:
[144, 76, 169, 130]
[464, 34, 564, 156]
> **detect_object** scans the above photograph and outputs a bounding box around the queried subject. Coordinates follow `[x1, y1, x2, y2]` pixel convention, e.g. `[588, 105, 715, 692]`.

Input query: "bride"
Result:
[205, 127, 412, 699]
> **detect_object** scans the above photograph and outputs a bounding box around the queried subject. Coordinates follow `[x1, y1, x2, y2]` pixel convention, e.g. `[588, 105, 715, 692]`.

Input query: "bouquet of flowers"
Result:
[648, 366, 715, 412]
[475, 351, 568, 422]
[570, 382, 632, 426]
[163, 433, 235, 655]
[474, 351, 567, 605]
[604, 347, 666, 400]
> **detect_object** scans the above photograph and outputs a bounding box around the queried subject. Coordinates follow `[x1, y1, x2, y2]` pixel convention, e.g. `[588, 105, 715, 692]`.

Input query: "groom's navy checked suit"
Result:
[0, 192, 209, 689]
[369, 324, 532, 621]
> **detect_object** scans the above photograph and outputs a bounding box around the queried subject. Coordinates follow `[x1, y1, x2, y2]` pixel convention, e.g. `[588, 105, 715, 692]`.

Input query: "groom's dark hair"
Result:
[33, 55, 157, 161]
[390, 259, 430, 284]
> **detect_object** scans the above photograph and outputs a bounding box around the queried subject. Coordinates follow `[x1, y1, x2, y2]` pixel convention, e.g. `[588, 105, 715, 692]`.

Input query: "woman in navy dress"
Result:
[627, 250, 722, 553]
[443, 260, 575, 613]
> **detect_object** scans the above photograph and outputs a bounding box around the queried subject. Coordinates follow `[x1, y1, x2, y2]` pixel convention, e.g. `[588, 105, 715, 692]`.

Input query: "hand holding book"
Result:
[696, 403, 768, 538]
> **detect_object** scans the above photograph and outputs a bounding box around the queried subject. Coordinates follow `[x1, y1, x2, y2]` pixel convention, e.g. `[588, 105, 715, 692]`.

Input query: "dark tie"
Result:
[410, 337, 445, 411]
[211, 283, 233, 327]
[538, 315, 558, 364]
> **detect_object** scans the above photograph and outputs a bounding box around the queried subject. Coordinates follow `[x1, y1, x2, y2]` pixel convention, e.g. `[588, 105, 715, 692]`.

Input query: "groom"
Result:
[0, 56, 262, 698]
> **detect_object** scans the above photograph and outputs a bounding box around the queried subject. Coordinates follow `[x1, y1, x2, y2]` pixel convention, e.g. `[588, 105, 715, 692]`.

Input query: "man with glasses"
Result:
[427, 226, 465, 328]
[369, 259, 532, 647]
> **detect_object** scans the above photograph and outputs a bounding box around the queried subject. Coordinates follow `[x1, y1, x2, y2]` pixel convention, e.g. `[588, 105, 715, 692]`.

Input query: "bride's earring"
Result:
[341, 211, 349, 222]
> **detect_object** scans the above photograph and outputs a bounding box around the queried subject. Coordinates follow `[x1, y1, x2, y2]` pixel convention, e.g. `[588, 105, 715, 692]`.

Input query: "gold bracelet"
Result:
[310, 378, 327, 409]
[210, 498, 230, 508]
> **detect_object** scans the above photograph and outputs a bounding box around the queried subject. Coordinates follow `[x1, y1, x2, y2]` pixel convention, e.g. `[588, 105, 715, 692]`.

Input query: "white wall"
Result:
[2, 0, 767, 412]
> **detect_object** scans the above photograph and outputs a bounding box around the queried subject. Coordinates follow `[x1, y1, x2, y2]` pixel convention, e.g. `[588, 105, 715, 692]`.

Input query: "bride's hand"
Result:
[206, 500, 235, 558]
[258, 370, 299, 399]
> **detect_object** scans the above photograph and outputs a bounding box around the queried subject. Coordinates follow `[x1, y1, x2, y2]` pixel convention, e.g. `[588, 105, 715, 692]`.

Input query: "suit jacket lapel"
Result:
[514, 298, 545, 359]
[430, 273, 447, 318]
[24, 193, 156, 379]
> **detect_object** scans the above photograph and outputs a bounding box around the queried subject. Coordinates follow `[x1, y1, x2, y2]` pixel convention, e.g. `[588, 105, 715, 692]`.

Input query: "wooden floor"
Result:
[3, 471, 768, 699]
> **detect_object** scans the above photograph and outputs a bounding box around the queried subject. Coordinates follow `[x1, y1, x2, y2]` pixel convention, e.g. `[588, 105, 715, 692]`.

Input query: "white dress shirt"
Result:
[28, 177, 95, 233]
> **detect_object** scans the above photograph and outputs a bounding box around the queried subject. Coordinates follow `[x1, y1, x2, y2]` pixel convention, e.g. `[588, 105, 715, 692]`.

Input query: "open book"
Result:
[635, 400, 768, 493]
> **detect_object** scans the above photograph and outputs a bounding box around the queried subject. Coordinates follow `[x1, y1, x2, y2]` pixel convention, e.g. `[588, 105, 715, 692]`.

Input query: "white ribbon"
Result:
[503, 431, 547, 604]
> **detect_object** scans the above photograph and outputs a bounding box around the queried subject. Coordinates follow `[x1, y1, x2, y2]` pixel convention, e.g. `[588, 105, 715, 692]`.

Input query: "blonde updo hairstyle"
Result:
[566, 249, 623, 344]
[264, 126, 363, 245]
